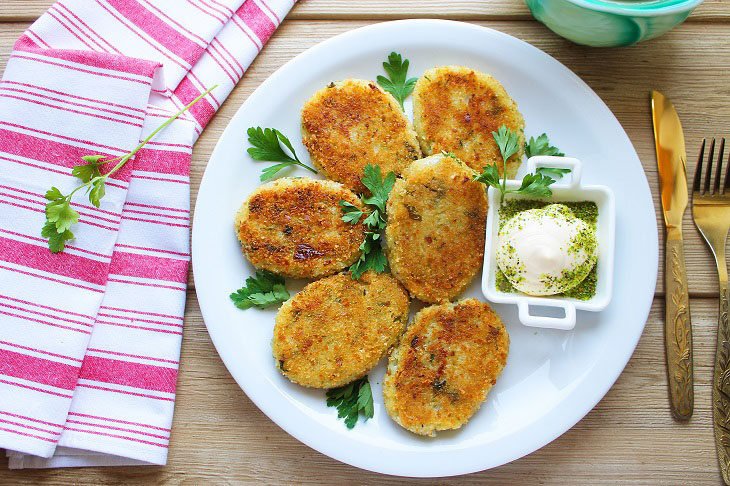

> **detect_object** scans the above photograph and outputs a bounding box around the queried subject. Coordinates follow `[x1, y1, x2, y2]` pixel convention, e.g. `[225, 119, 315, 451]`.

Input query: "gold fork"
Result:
[692, 138, 730, 485]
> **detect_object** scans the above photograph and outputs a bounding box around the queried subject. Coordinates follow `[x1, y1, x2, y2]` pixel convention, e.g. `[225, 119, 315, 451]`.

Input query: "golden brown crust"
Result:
[382, 298, 509, 436]
[235, 178, 366, 279]
[413, 66, 525, 178]
[272, 271, 410, 388]
[385, 154, 487, 303]
[301, 79, 421, 194]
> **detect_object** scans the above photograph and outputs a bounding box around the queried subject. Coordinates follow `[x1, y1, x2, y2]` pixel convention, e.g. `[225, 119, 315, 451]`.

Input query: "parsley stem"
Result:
[68, 86, 217, 203]
[106, 84, 218, 180]
[295, 160, 318, 174]
[500, 157, 507, 203]
[286, 146, 317, 174]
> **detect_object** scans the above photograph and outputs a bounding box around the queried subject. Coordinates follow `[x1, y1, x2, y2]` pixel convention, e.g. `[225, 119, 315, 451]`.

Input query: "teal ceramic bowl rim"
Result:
[565, 0, 703, 16]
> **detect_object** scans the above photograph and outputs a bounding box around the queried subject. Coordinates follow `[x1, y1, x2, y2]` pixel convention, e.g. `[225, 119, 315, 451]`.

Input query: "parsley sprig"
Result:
[340, 164, 395, 279]
[42, 85, 218, 253]
[474, 125, 568, 202]
[326, 375, 374, 429]
[230, 270, 289, 310]
[525, 133, 564, 158]
[376, 52, 417, 111]
[246, 127, 317, 181]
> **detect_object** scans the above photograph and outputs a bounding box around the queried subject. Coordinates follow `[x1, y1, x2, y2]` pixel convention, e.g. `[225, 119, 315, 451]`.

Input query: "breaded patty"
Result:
[301, 79, 421, 194]
[413, 66, 525, 178]
[272, 271, 410, 388]
[235, 178, 366, 279]
[382, 298, 509, 436]
[385, 153, 487, 303]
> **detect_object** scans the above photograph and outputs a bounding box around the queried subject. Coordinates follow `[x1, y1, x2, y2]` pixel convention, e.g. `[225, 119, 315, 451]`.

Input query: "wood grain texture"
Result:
[1, 4, 730, 484]
[0, 0, 728, 21]
[0, 295, 724, 484]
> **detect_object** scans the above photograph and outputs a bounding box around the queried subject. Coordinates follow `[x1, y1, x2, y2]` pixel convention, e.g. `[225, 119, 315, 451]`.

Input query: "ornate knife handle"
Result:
[665, 238, 693, 420]
[713, 281, 730, 485]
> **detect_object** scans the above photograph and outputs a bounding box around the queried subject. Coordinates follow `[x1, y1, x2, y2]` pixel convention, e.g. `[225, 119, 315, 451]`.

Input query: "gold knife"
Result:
[651, 90, 693, 420]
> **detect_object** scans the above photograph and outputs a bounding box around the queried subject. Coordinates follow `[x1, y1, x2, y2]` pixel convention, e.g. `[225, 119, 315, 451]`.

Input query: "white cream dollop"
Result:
[496, 204, 597, 296]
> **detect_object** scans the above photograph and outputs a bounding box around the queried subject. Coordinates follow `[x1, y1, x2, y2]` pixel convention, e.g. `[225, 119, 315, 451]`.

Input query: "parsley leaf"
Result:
[45, 199, 79, 233]
[246, 127, 318, 181]
[45, 187, 63, 201]
[41, 86, 218, 253]
[71, 155, 103, 183]
[89, 178, 105, 208]
[350, 232, 387, 279]
[356, 381, 374, 419]
[474, 124, 567, 203]
[376, 52, 418, 111]
[230, 270, 289, 310]
[339, 201, 364, 224]
[525, 133, 564, 158]
[473, 162, 502, 190]
[360, 164, 395, 230]
[41, 220, 74, 253]
[492, 125, 521, 164]
[362, 164, 395, 212]
[326, 376, 374, 429]
[509, 172, 556, 198]
[536, 167, 571, 179]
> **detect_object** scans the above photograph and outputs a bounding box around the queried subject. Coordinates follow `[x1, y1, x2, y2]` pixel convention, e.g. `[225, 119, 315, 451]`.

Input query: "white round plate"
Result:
[192, 20, 658, 477]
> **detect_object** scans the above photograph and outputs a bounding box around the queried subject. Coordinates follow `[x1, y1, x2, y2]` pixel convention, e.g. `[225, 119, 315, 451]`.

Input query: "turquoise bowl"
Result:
[525, 0, 704, 47]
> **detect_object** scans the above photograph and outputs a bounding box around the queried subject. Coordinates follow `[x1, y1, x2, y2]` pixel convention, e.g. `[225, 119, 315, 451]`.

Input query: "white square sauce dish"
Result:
[482, 156, 616, 330]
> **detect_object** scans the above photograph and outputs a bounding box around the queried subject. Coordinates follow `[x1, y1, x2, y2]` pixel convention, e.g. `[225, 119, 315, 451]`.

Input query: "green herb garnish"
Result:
[376, 52, 418, 111]
[350, 231, 387, 279]
[474, 125, 564, 203]
[493, 125, 521, 164]
[42, 85, 218, 253]
[361, 164, 395, 230]
[525, 133, 564, 158]
[246, 127, 318, 181]
[230, 270, 289, 310]
[536, 167, 571, 179]
[509, 172, 558, 198]
[339, 201, 363, 224]
[339, 164, 395, 279]
[326, 376, 374, 429]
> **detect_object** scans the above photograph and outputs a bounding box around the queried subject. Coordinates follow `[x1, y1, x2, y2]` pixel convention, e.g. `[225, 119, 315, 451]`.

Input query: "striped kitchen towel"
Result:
[0, 0, 294, 468]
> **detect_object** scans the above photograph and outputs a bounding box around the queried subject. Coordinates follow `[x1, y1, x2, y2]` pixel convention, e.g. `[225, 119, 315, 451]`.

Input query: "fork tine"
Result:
[705, 138, 715, 194]
[724, 138, 730, 195]
[694, 138, 705, 193]
[715, 138, 725, 195]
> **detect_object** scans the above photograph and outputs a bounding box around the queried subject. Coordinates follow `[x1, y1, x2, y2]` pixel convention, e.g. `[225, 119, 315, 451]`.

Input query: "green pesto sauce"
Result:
[496, 199, 599, 300]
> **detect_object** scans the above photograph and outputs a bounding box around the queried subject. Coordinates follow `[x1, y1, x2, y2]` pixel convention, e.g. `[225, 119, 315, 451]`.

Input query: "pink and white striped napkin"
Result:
[0, 0, 294, 469]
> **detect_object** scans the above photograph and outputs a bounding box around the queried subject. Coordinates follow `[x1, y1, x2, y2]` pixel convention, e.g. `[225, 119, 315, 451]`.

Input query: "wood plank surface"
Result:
[0, 0, 728, 22]
[1, 2, 730, 484]
[0, 295, 724, 484]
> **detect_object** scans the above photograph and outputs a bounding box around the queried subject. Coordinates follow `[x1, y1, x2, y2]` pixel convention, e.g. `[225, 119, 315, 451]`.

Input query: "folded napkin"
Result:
[0, 0, 294, 468]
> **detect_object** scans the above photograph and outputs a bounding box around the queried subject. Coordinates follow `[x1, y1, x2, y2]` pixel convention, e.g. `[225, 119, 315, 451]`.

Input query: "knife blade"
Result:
[651, 90, 693, 420]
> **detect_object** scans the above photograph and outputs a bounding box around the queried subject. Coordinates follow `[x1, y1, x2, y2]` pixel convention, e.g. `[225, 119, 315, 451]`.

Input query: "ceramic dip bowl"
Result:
[481, 156, 616, 330]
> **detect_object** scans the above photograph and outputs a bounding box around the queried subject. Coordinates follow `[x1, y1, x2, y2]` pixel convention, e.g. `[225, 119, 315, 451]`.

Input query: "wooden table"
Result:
[1, 1, 729, 484]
